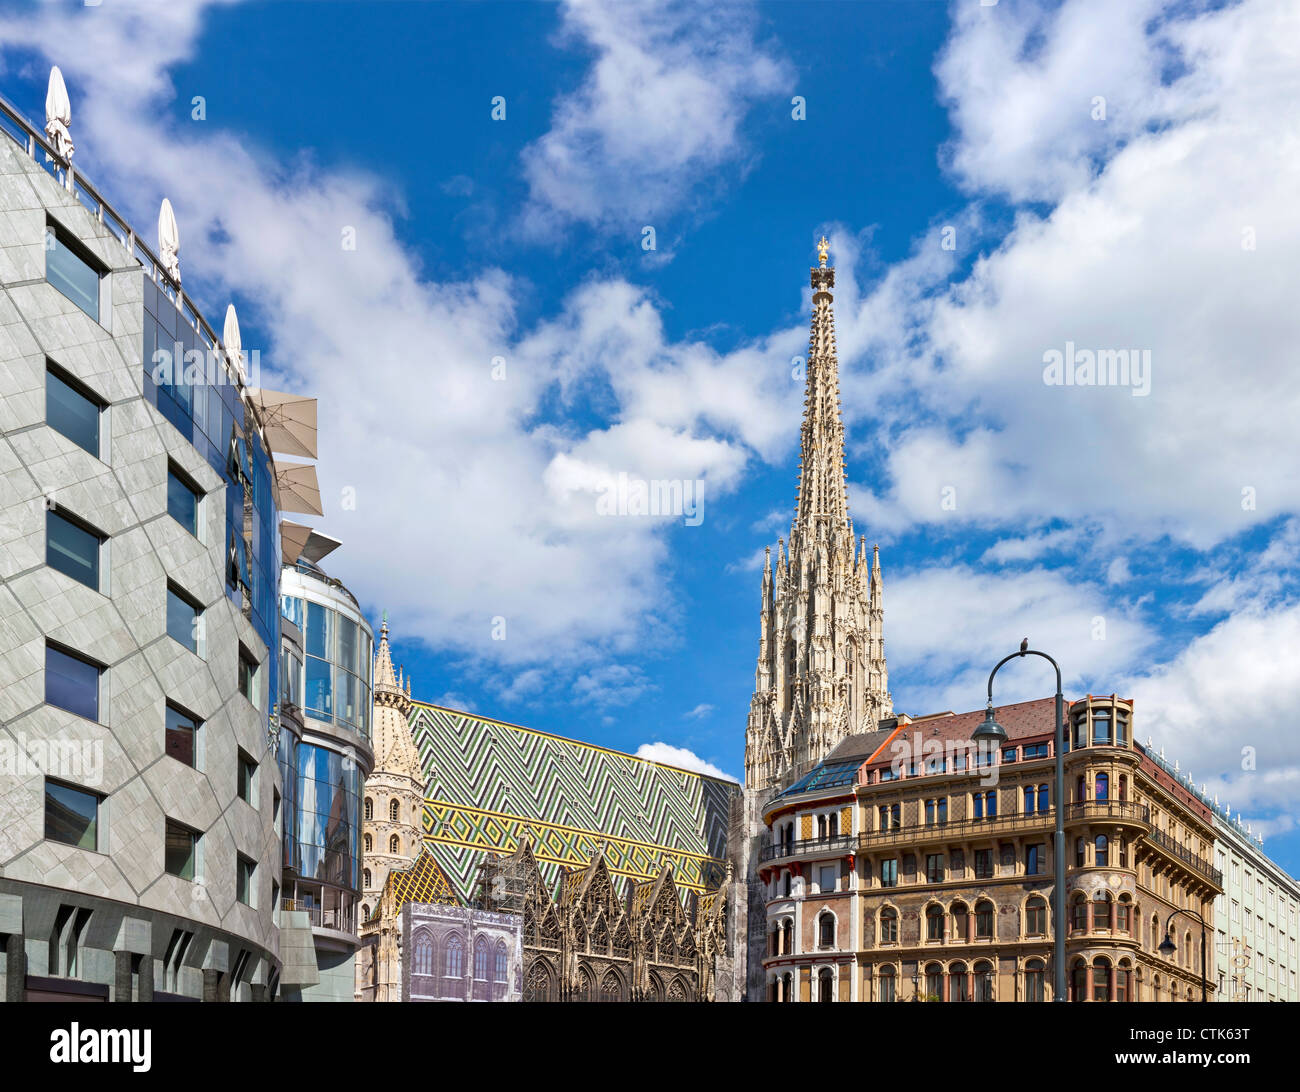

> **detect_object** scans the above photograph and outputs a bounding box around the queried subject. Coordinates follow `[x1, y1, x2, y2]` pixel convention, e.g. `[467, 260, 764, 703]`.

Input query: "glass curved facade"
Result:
[295, 741, 361, 891]
[281, 590, 372, 740]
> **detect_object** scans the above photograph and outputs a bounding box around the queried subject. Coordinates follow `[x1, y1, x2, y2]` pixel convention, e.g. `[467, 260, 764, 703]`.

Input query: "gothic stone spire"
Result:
[744, 238, 891, 792]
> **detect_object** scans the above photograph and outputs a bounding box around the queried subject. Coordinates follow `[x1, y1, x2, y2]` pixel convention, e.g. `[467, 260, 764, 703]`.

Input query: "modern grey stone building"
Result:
[0, 77, 342, 1001]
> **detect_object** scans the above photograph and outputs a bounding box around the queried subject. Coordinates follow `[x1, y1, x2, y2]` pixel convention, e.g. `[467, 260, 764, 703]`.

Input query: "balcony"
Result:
[856, 809, 1055, 850]
[1144, 826, 1223, 888]
[1065, 800, 1150, 827]
[760, 833, 855, 863]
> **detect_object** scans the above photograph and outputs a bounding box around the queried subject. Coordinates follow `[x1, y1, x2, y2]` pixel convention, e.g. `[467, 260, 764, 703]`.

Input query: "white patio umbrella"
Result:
[158, 197, 181, 285]
[224, 303, 247, 385]
[44, 66, 74, 161]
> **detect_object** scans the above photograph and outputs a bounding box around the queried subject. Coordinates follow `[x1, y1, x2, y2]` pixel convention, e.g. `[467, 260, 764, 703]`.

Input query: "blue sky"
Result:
[2, 0, 1299, 875]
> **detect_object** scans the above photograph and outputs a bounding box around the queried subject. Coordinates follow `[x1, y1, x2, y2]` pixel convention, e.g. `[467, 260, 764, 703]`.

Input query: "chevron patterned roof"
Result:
[384, 849, 461, 911]
[409, 702, 737, 899]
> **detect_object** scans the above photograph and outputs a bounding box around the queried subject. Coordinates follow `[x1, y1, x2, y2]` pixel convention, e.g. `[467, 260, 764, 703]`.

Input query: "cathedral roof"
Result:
[379, 848, 461, 914]
[409, 702, 736, 900]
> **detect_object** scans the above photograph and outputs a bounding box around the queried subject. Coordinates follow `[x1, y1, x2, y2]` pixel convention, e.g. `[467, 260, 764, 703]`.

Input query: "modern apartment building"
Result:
[0, 76, 328, 1000]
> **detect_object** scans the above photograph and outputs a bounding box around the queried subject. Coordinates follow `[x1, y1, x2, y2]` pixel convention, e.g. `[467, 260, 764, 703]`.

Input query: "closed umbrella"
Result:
[224, 303, 247, 385]
[158, 198, 181, 285]
[44, 66, 74, 161]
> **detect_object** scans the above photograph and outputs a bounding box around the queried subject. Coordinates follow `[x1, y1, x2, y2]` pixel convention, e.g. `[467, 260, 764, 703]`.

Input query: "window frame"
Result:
[44, 220, 106, 323]
[46, 506, 105, 593]
[46, 359, 105, 458]
[166, 460, 203, 539]
[166, 582, 203, 654]
[44, 641, 103, 722]
[44, 777, 103, 852]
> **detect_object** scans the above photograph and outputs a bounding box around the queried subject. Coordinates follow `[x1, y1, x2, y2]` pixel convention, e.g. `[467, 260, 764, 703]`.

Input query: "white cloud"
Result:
[682, 703, 713, 720]
[982, 527, 1082, 565]
[518, 0, 790, 236]
[849, 0, 1300, 549]
[634, 741, 737, 782]
[1122, 602, 1300, 816]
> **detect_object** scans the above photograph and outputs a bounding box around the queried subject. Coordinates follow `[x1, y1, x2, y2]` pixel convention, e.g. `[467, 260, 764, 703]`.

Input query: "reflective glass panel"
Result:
[47, 510, 99, 589]
[47, 367, 100, 455]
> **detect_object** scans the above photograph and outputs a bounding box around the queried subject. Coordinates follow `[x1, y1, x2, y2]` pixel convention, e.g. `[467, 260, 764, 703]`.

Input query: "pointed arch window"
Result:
[445, 934, 464, 978]
[494, 940, 508, 983]
[389, 834, 400, 854]
[413, 932, 434, 976]
[818, 911, 836, 949]
[389, 798, 400, 822]
[363, 833, 372, 853]
[474, 936, 489, 981]
[364, 797, 373, 820]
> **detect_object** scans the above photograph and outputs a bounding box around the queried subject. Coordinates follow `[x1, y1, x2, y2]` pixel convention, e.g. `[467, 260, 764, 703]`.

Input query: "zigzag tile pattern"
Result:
[408, 703, 736, 898]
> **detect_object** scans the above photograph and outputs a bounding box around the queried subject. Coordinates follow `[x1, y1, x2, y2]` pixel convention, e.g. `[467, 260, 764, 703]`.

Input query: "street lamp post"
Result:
[973, 647, 1066, 1002]
[1159, 908, 1209, 1002]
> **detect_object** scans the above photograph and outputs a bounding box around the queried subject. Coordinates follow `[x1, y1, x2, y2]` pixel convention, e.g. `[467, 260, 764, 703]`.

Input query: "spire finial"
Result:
[817, 235, 829, 268]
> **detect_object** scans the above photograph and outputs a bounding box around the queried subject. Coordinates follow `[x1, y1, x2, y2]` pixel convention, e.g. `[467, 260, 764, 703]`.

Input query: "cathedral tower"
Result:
[359, 616, 425, 918]
[743, 237, 892, 791]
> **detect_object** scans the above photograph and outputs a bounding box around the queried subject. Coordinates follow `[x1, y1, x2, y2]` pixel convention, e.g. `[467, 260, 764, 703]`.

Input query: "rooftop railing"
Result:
[0, 90, 247, 400]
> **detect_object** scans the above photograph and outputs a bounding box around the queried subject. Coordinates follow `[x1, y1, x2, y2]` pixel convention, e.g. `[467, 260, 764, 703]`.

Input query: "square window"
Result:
[47, 509, 101, 590]
[45, 780, 100, 850]
[45, 225, 102, 321]
[236, 855, 256, 907]
[46, 364, 103, 456]
[165, 704, 199, 768]
[975, 849, 994, 880]
[819, 865, 836, 893]
[165, 819, 199, 881]
[238, 649, 259, 706]
[237, 751, 257, 805]
[167, 584, 201, 652]
[880, 858, 897, 887]
[45, 643, 100, 721]
[167, 463, 200, 537]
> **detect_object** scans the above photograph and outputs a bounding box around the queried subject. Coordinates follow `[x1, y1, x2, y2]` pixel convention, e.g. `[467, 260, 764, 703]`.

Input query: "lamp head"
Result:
[1159, 933, 1176, 956]
[972, 703, 1009, 745]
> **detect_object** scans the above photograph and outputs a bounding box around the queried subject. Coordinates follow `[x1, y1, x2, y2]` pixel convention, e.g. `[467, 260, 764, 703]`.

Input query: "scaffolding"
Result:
[472, 852, 530, 915]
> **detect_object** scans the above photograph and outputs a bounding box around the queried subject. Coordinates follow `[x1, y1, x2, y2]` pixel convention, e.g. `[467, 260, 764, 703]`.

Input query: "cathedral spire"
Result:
[744, 238, 892, 793]
[793, 236, 850, 543]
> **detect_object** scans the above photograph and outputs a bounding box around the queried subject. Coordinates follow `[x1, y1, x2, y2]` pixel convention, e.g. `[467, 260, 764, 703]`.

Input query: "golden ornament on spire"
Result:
[817, 235, 829, 267]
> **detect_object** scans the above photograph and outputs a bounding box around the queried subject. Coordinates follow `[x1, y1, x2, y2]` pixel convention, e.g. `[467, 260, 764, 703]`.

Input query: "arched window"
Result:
[974, 960, 994, 1002]
[360, 903, 370, 923]
[445, 934, 464, 978]
[1024, 959, 1045, 1002]
[950, 902, 969, 942]
[1093, 958, 1112, 1001]
[363, 833, 372, 853]
[817, 966, 834, 1002]
[600, 969, 624, 1003]
[1117, 896, 1131, 933]
[1094, 890, 1113, 931]
[1075, 837, 1087, 868]
[950, 962, 969, 1002]
[926, 905, 944, 942]
[782, 871, 792, 897]
[1025, 896, 1047, 936]
[389, 798, 400, 822]
[924, 963, 943, 1001]
[879, 907, 898, 945]
[975, 899, 995, 939]
[1095, 772, 1109, 801]
[1117, 960, 1132, 1002]
[413, 932, 434, 976]
[1071, 959, 1088, 1002]
[818, 911, 836, 949]
[878, 964, 896, 1003]
[494, 940, 508, 983]
[473, 936, 489, 981]
[364, 797, 373, 820]
[1076, 774, 1087, 801]
[1071, 894, 1089, 933]
[781, 918, 794, 955]
[1037, 784, 1049, 812]
[389, 834, 400, 854]
[782, 971, 793, 1003]
[1095, 834, 1109, 867]
[1151, 913, 1161, 950]
[1118, 775, 1128, 801]
[362, 868, 371, 889]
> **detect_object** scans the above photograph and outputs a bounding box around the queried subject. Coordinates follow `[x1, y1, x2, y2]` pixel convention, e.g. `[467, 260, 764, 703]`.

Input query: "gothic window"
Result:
[600, 969, 624, 1003]
[494, 940, 508, 983]
[413, 932, 434, 977]
[524, 959, 554, 1003]
[591, 915, 610, 954]
[389, 798, 400, 822]
[474, 936, 489, 980]
[389, 834, 400, 854]
[667, 977, 688, 1002]
[363, 868, 371, 888]
[363, 833, 372, 853]
[647, 972, 665, 1002]
[360, 903, 369, 922]
[445, 934, 464, 978]
[364, 797, 373, 820]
